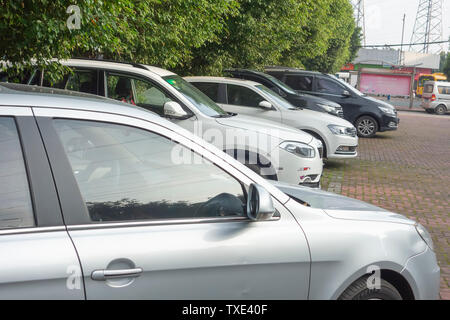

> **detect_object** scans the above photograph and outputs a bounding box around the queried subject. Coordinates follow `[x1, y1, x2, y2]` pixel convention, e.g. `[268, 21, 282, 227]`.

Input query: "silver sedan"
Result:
[0, 83, 440, 299]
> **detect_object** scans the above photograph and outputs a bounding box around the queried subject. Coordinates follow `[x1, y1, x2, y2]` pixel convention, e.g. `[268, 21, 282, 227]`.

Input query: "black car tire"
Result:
[356, 116, 378, 138]
[435, 105, 447, 115]
[338, 276, 403, 300]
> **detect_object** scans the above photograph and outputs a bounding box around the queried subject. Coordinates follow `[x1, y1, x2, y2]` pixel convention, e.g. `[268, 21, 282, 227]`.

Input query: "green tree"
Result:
[301, 0, 356, 73]
[443, 53, 450, 79]
[348, 26, 362, 63]
[0, 0, 237, 81]
[184, 0, 325, 75]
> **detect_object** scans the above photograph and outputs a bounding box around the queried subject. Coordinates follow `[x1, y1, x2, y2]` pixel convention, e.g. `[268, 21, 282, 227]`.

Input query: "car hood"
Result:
[283, 108, 354, 127]
[272, 181, 415, 225]
[215, 114, 314, 144]
[295, 92, 341, 108]
[364, 96, 396, 110]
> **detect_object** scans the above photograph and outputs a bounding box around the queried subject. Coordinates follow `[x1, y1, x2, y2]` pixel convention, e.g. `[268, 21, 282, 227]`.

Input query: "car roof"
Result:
[265, 67, 322, 76]
[423, 81, 450, 86]
[225, 68, 270, 77]
[61, 59, 176, 77]
[185, 76, 262, 87]
[0, 82, 167, 121]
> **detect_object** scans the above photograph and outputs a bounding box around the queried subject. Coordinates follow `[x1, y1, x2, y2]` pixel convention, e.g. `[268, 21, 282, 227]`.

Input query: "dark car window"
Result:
[191, 82, 220, 102]
[316, 78, 345, 95]
[43, 69, 98, 95]
[285, 75, 313, 91]
[53, 119, 246, 222]
[227, 84, 264, 107]
[0, 117, 35, 229]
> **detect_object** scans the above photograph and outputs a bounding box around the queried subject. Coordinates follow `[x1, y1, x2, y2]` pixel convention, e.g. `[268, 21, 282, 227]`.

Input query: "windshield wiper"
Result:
[213, 112, 237, 118]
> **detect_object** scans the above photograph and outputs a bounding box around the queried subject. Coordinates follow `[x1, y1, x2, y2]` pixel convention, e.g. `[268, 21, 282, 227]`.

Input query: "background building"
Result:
[341, 48, 441, 97]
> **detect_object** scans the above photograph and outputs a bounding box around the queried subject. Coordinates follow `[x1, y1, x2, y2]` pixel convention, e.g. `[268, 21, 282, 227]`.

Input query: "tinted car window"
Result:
[227, 84, 264, 107]
[43, 69, 98, 94]
[53, 119, 246, 222]
[438, 86, 450, 95]
[316, 78, 345, 95]
[0, 117, 35, 229]
[191, 82, 219, 102]
[285, 75, 313, 91]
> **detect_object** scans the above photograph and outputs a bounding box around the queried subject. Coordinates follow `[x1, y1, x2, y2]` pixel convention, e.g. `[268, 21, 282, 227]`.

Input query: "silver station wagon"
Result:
[0, 83, 440, 300]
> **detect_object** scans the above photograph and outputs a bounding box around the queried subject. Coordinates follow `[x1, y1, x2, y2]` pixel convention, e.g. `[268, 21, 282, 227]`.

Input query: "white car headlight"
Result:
[279, 141, 315, 158]
[415, 223, 434, 251]
[378, 106, 396, 115]
[327, 124, 356, 137]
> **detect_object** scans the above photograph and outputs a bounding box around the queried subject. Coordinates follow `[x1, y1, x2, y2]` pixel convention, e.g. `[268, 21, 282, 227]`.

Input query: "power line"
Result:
[362, 40, 449, 48]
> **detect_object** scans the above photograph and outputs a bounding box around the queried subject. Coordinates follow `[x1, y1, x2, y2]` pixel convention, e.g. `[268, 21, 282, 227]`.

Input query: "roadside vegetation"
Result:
[0, 0, 361, 81]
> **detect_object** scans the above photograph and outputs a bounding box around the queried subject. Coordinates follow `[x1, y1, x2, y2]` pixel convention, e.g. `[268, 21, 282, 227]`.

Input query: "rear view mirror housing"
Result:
[258, 100, 273, 110]
[342, 90, 351, 97]
[246, 184, 276, 221]
[164, 101, 189, 119]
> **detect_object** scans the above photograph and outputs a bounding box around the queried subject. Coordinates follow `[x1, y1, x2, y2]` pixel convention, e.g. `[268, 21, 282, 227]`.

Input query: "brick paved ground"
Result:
[320, 111, 450, 300]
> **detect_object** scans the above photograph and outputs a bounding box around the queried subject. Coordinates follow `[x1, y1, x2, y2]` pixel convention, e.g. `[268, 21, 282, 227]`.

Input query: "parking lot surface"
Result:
[321, 111, 450, 300]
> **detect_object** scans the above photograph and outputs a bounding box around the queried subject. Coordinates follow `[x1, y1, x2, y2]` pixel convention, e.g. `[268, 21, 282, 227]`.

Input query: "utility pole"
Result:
[400, 14, 406, 65]
[409, 67, 416, 109]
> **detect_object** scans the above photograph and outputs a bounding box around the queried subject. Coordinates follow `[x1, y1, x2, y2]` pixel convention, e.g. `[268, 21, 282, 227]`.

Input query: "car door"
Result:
[0, 107, 83, 299]
[34, 107, 311, 299]
[222, 84, 282, 123]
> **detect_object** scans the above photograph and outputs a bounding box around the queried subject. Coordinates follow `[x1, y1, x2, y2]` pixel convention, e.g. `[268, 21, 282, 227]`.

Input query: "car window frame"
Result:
[0, 107, 64, 231]
[102, 70, 194, 117]
[33, 107, 268, 227]
[314, 76, 346, 96]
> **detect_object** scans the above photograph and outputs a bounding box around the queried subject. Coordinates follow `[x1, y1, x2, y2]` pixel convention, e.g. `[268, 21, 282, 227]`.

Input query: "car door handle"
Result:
[91, 268, 143, 281]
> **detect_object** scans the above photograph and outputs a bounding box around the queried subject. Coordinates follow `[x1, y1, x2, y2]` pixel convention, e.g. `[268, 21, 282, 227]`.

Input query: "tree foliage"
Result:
[1, 0, 358, 79]
[299, 0, 356, 73]
[443, 52, 450, 80]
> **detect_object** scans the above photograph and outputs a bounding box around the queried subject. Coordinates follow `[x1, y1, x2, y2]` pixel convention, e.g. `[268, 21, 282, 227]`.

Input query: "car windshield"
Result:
[163, 75, 228, 117]
[255, 85, 298, 110]
[264, 73, 297, 95]
[334, 76, 365, 96]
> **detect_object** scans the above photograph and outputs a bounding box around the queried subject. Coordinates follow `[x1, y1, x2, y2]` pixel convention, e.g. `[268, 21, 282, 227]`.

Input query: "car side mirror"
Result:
[164, 101, 188, 119]
[247, 184, 276, 221]
[342, 90, 351, 97]
[258, 100, 273, 110]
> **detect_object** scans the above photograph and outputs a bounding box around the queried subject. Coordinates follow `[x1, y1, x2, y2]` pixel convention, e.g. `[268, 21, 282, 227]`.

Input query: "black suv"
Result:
[264, 67, 400, 138]
[225, 69, 344, 119]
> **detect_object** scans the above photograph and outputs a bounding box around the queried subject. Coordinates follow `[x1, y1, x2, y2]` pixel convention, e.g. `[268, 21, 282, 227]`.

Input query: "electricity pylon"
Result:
[410, 0, 444, 54]
[353, 0, 366, 46]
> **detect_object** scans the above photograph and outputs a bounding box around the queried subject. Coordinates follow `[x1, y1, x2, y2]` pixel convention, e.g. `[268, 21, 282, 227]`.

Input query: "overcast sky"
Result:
[361, 0, 450, 52]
